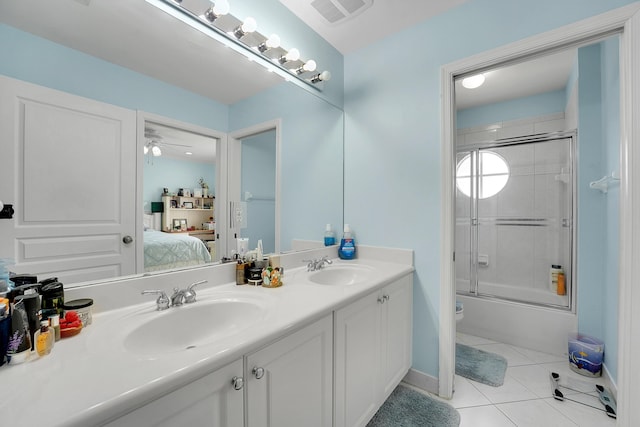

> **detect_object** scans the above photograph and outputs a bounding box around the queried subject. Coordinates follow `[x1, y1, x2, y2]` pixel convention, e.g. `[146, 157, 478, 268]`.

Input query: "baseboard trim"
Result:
[402, 368, 439, 396]
[602, 363, 617, 401]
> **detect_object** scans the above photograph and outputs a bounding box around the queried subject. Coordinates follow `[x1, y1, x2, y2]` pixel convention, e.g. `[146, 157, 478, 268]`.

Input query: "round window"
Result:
[456, 151, 509, 199]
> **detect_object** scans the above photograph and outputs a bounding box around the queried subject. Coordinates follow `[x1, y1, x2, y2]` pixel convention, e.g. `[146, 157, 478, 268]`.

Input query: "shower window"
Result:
[456, 151, 510, 199]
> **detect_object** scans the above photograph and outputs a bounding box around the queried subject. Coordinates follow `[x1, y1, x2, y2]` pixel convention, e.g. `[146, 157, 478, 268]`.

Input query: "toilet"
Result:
[456, 300, 464, 323]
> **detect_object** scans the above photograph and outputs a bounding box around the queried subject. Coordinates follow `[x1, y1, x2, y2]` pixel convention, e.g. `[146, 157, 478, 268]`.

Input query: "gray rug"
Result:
[456, 343, 507, 387]
[367, 385, 460, 427]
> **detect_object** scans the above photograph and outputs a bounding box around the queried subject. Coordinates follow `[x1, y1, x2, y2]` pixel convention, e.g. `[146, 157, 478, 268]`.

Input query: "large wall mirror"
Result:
[0, 0, 344, 288]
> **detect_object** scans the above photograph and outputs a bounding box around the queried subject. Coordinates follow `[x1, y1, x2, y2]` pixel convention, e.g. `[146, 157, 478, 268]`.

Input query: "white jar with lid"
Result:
[63, 298, 94, 326]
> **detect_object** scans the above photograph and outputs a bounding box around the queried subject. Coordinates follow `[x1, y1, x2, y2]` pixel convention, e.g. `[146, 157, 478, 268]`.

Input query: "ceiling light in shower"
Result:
[462, 74, 485, 89]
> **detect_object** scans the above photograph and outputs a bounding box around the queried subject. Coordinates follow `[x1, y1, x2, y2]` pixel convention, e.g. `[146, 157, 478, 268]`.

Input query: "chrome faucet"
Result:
[142, 280, 207, 310]
[171, 280, 208, 306]
[303, 256, 333, 271]
[141, 289, 171, 311]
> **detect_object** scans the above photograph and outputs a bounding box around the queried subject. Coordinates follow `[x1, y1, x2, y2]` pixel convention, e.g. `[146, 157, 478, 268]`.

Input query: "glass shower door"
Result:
[456, 136, 574, 309]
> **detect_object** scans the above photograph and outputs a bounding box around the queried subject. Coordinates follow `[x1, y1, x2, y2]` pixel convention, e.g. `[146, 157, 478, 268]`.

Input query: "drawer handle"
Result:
[377, 296, 385, 304]
[252, 366, 265, 379]
[231, 376, 244, 390]
[384, 295, 390, 302]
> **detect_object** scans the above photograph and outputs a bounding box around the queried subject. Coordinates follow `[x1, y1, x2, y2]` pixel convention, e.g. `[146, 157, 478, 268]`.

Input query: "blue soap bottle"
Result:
[338, 224, 356, 260]
[324, 224, 336, 246]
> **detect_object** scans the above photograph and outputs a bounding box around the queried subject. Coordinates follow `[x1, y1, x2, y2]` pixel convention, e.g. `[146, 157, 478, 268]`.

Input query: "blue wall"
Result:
[143, 157, 216, 210]
[343, 0, 634, 378]
[457, 89, 566, 129]
[0, 24, 229, 131]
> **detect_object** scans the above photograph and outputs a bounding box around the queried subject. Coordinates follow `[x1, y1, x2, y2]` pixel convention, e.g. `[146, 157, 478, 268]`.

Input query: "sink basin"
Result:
[308, 264, 374, 286]
[123, 298, 267, 355]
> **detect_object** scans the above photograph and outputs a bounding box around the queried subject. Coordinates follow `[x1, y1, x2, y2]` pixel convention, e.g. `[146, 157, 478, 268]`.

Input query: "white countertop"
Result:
[1, 256, 413, 427]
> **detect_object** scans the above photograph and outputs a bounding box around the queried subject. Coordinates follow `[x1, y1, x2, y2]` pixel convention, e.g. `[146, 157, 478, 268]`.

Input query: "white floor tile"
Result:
[451, 334, 613, 426]
[506, 364, 555, 398]
[458, 405, 517, 427]
[509, 344, 566, 364]
[545, 396, 617, 426]
[471, 374, 538, 404]
[457, 332, 498, 346]
[473, 343, 535, 366]
[496, 399, 578, 427]
[450, 375, 492, 408]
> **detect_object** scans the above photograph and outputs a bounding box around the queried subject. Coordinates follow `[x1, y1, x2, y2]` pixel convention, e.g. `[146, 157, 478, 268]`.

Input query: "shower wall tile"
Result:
[497, 175, 535, 217]
[534, 118, 565, 134]
[497, 124, 534, 140]
[495, 227, 535, 288]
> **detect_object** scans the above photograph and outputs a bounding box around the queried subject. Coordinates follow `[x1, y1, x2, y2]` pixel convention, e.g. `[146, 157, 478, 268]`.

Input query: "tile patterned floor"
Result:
[413, 333, 617, 427]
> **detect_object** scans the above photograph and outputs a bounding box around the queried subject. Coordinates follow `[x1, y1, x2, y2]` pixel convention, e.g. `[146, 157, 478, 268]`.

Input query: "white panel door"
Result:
[0, 75, 137, 283]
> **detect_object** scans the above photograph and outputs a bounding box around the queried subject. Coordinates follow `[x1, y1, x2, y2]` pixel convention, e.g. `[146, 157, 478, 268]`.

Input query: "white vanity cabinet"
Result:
[334, 274, 413, 427]
[245, 314, 334, 427]
[104, 359, 244, 427]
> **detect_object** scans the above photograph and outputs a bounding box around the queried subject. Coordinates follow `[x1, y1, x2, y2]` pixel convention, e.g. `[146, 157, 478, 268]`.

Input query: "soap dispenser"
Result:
[338, 224, 356, 260]
[324, 224, 336, 246]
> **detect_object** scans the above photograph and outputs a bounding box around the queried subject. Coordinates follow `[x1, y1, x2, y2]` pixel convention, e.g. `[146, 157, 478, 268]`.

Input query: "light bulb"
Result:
[151, 145, 162, 156]
[310, 70, 331, 83]
[266, 34, 280, 49]
[144, 144, 149, 155]
[285, 48, 300, 62]
[212, 0, 229, 16]
[303, 60, 317, 72]
[462, 74, 485, 89]
[241, 17, 257, 33]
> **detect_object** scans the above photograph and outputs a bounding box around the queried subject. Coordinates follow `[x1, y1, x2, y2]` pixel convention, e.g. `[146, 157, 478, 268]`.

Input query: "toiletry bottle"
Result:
[35, 320, 54, 357]
[324, 224, 336, 246]
[338, 224, 356, 260]
[557, 272, 566, 295]
[49, 314, 61, 342]
[550, 265, 562, 293]
[7, 300, 31, 364]
[236, 260, 247, 285]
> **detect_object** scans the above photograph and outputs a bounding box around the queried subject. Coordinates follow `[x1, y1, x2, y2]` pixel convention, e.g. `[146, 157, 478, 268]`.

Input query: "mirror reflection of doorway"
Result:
[240, 129, 277, 254]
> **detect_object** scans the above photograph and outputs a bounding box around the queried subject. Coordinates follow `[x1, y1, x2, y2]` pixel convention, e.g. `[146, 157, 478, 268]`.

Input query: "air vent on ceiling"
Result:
[310, 0, 373, 25]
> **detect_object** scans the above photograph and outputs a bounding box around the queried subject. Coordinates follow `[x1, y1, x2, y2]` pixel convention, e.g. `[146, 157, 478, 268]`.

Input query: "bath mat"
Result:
[456, 343, 507, 387]
[367, 384, 460, 427]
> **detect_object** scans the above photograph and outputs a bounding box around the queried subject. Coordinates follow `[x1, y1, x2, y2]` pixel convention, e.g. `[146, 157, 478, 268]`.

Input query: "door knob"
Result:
[122, 235, 133, 244]
[252, 366, 265, 379]
[231, 376, 244, 390]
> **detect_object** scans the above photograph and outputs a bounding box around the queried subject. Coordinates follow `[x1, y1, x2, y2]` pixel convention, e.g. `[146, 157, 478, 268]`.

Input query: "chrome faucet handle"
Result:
[184, 280, 208, 304]
[141, 290, 170, 311]
[320, 256, 333, 267]
[302, 259, 315, 271]
[170, 287, 186, 306]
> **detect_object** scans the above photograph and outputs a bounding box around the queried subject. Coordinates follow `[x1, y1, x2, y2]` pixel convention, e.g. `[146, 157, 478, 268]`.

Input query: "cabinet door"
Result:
[246, 315, 333, 427]
[380, 275, 413, 400]
[334, 293, 382, 427]
[105, 359, 244, 427]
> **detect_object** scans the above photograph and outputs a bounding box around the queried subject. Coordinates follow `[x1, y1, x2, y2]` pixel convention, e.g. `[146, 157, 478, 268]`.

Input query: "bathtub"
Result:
[457, 281, 577, 356]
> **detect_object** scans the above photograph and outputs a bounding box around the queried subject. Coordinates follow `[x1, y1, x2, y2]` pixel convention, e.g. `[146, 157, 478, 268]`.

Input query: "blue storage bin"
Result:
[568, 333, 604, 377]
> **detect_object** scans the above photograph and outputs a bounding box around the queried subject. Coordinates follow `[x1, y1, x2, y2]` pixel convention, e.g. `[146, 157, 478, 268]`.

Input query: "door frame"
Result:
[227, 119, 282, 256]
[439, 4, 640, 425]
[135, 111, 227, 269]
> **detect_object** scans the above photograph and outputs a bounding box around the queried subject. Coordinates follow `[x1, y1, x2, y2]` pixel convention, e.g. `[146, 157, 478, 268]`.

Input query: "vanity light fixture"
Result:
[145, 0, 331, 89]
[462, 74, 485, 89]
[144, 141, 162, 157]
